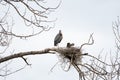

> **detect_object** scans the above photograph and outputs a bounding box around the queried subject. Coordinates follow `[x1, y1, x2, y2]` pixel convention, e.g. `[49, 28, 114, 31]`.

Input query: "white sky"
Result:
[1, 0, 120, 80]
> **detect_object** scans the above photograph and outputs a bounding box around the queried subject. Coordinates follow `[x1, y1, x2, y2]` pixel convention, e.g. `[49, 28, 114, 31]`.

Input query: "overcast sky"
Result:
[1, 0, 120, 80]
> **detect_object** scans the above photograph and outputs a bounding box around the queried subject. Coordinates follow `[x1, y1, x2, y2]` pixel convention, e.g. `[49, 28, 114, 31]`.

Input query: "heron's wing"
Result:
[54, 34, 59, 42]
[54, 33, 62, 46]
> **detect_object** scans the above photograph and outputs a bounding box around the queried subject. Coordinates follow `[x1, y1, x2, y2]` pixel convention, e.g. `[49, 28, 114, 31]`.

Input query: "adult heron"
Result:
[54, 30, 63, 46]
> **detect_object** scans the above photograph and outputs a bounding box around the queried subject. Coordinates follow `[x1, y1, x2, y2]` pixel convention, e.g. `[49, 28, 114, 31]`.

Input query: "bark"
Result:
[0, 48, 53, 63]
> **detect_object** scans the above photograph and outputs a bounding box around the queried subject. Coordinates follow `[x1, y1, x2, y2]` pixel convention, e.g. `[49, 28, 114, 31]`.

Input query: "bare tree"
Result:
[0, 32, 119, 80]
[0, 0, 61, 55]
[0, 0, 120, 80]
[0, 0, 61, 39]
[0, 0, 61, 78]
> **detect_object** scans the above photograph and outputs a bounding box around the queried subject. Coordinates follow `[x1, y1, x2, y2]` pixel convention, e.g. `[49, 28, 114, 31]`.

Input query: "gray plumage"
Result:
[54, 30, 63, 46]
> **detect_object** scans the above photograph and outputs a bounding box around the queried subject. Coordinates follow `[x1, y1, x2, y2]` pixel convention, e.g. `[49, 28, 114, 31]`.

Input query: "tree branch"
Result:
[0, 46, 82, 63]
[0, 48, 51, 63]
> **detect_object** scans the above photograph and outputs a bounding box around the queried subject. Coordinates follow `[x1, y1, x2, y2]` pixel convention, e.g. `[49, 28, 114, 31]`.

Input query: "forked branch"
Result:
[80, 33, 94, 50]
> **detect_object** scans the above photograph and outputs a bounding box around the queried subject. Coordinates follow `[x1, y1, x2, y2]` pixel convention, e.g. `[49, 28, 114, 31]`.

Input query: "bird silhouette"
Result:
[66, 43, 74, 48]
[54, 30, 63, 46]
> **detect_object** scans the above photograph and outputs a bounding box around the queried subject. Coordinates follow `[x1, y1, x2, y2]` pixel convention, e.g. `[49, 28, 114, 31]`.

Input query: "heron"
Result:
[54, 30, 63, 46]
[66, 42, 74, 48]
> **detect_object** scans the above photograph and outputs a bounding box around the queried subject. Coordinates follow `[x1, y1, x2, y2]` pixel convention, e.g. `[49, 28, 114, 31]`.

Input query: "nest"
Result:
[54, 43, 85, 72]
[57, 47, 83, 63]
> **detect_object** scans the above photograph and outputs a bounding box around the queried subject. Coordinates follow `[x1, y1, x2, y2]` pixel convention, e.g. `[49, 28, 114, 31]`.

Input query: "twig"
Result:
[21, 56, 31, 66]
[80, 33, 94, 50]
